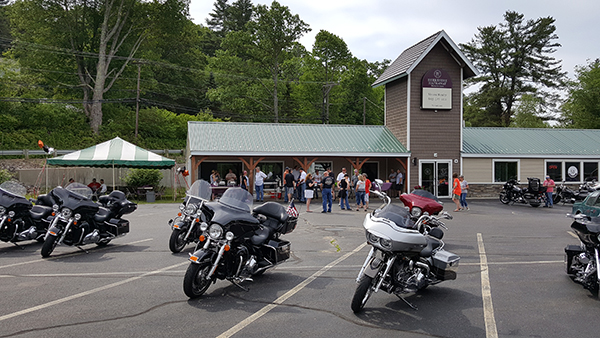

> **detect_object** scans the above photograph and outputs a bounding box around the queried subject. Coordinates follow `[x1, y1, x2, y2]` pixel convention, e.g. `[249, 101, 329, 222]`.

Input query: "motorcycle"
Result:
[564, 213, 600, 296]
[351, 179, 459, 313]
[183, 187, 297, 299]
[554, 181, 588, 204]
[168, 180, 213, 253]
[0, 181, 54, 245]
[499, 177, 546, 207]
[399, 189, 444, 219]
[41, 183, 137, 257]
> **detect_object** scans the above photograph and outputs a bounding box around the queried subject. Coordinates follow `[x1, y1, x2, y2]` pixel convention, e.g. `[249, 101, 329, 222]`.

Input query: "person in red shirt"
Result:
[364, 173, 371, 211]
[452, 173, 462, 211]
[88, 178, 101, 192]
[543, 175, 555, 208]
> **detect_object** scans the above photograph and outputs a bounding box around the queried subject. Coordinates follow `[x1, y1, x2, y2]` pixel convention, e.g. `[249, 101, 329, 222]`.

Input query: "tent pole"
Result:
[112, 162, 116, 191]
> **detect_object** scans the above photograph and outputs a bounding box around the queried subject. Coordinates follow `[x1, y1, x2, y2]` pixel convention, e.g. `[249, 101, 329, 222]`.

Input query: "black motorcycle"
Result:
[0, 181, 54, 246]
[554, 181, 594, 204]
[168, 180, 213, 253]
[565, 214, 600, 296]
[41, 183, 137, 257]
[499, 177, 546, 207]
[183, 187, 297, 299]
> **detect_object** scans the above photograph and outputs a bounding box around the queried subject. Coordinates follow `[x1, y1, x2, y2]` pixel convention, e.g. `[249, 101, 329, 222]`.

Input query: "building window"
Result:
[546, 161, 562, 181]
[494, 161, 518, 182]
[584, 162, 598, 181]
[565, 162, 581, 182]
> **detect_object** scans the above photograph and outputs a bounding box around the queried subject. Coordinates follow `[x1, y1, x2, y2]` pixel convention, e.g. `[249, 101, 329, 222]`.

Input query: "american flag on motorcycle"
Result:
[287, 201, 299, 217]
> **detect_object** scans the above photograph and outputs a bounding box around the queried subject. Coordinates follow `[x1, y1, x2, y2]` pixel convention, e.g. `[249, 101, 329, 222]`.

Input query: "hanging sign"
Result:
[421, 69, 452, 109]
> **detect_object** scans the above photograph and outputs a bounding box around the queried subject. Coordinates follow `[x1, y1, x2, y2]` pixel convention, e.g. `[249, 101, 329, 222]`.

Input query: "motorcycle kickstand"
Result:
[229, 278, 250, 292]
[76, 246, 90, 254]
[12, 242, 25, 250]
[396, 294, 418, 311]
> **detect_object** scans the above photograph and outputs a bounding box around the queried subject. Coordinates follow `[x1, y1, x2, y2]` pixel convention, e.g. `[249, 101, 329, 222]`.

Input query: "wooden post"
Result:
[238, 157, 265, 195]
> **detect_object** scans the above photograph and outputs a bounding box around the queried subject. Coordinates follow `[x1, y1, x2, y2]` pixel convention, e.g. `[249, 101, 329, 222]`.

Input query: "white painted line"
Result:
[567, 230, 578, 239]
[0, 261, 187, 322]
[462, 260, 563, 266]
[0, 238, 153, 270]
[216, 242, 368, 338]
[478, 233, 498, 338]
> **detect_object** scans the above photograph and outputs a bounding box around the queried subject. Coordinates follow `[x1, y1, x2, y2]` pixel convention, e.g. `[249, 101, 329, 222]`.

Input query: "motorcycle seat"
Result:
[36, 194, 54, 206]
[250, 226, 272, 246]
[420, 237, 442, 257]
[253, 202, 288, 223]
[94, 207, 112, 224]
[30, 205, 53, 220]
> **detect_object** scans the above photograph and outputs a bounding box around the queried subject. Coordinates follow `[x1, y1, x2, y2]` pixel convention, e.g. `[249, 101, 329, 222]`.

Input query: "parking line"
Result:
[0, 260, 187, 322]
[0, 238, 153, 270]
[216, 242, 368, 338]
[478, 233, 498, 338]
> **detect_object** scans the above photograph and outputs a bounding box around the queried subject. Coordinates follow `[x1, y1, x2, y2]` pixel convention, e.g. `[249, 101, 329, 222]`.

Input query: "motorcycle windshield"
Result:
[375, 203, 415, 229]
[51, 184, 98, 212]
[410, 189, 441, 203]
[66, 183, 93, 199]
[0, 181, 27, 197]
[218, 187, 253, 213]
[187, 180, 212, 200]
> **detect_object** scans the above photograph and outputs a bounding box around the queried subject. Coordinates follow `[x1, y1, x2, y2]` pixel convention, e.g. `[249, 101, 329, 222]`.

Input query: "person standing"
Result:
[396, 169, 404, 197]
[292, 166, 300, 200]
[305, 173, 315, 212]
[452, 173, 462, 211]
[336, 168, 347, 206]
[339, 174, 350, 210]
[459, 175, 469, 211]
[351, 169, 359, 199]
[355, 175, 366, 211]
[364, 173, 371, 210]
[388, 169, 397, 197]
[313, 169, 322, 199]
[99, 179, 107, 194]
[284, 168, 295, 203]
[543, 175, 555, 208]
[240, 171, 249, 191]
[320, 172, 334, 213]
[255, 167, 267, 202]
[298, 168, 307, 202]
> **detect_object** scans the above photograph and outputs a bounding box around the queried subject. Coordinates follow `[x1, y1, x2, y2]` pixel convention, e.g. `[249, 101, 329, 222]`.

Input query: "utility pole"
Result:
[363, 97, 366, 125]
[321, 82, 338, 124]
[134, 61, 142, 139]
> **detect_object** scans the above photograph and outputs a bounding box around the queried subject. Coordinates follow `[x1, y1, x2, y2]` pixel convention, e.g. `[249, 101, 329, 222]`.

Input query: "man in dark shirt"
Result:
[320, 172, 334, 213]
[284, 168, 295, 203]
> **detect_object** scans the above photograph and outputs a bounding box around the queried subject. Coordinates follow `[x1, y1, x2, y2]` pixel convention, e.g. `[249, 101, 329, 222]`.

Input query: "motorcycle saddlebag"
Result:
[565, 244, 585, 275]
[106, 218, 130, 236]
[265, 239, 291, 263]
[431, 249, 460, 281]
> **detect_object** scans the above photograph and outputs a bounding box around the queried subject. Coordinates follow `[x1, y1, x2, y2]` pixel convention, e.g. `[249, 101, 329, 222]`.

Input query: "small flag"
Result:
[287, 201, 299, 217]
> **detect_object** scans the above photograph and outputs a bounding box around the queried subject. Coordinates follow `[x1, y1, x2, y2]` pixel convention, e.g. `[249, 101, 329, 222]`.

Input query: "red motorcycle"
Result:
[399, 189, 444, 218]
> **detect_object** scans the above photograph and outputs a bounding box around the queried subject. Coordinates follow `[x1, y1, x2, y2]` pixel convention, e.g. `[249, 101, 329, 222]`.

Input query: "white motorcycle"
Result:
[351, 179, 460, 312]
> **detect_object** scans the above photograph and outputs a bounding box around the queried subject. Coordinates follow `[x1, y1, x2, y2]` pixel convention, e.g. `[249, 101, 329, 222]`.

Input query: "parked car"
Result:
[572, 190, 600, 218]
[399, 189, 444, 218]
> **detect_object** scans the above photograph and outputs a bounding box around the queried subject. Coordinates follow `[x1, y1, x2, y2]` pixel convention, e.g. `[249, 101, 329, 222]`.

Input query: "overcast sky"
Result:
[190, 0, 599, 79]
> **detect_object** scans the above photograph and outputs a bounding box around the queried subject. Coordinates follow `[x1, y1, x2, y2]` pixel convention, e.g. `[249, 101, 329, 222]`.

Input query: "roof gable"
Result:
[463, 128, 600, 157]
[372, 30, 478, 88]
[188, 122, 409, 157]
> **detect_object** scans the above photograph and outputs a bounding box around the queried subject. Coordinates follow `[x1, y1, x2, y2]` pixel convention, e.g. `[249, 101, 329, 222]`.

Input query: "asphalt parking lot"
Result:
[1, 198, 599, 338]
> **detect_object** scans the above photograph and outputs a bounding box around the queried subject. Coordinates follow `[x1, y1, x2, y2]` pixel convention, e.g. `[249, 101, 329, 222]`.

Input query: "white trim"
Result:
[492, 159, 520, 183]
[407, 73, 411, 151]
[190, 151, 410, 157]
[462, 153, 600, 159]
[544, 159, 600, 183]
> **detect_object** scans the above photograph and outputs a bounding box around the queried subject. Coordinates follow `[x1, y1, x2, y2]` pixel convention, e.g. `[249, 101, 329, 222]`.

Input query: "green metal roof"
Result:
[463, 127, 600, 157]
[188, 122, 409, 157]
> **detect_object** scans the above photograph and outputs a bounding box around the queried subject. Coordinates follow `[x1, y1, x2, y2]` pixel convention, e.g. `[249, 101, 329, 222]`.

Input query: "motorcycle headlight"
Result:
[53, 204, 59, 211]
[184, 204, 197, 215]
[0, 206, 5, 215]
[74, 214, 81, 220]
[367, 232, 379, 244]
[8, 211, 15, 217]
[379, 238, 393, 250]
[200, 222, 209, 231]
[61, 208, 73, 219]
[179, 203, 185, 211]
[225, 231, 234, 241]
[208, 224, 224, 239]
[411, 207, 422, 217]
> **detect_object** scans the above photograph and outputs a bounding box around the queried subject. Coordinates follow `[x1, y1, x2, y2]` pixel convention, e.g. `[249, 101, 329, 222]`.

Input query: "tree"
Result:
[511, 94, 548, 128]
[561, 59, 600, 128]
[461, 11, 566, 127]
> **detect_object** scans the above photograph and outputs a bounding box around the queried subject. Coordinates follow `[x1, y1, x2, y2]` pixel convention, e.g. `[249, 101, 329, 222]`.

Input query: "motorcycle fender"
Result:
[363, 257, 383, 278]
[189, 249, 215, 265]
[46, 225, 61, 237]
[171, 219, 188, 231]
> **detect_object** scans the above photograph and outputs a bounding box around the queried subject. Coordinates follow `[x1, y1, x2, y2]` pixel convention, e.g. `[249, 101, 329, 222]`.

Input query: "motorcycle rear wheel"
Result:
[41, 235, 57, 258]
[183, 261, 213, 299]
[169, 229, 187, 253]
[351, 275, 375, 313]
[499, 192, 510, 204]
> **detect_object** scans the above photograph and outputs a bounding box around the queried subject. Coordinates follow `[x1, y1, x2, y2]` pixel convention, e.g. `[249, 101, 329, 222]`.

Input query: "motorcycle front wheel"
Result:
[499, 191, 510, 204]
[41, 235, 57, 258]
[183, 261, 213, 299]
[351, 275, 375, 313]
[169, 229, 187, 253]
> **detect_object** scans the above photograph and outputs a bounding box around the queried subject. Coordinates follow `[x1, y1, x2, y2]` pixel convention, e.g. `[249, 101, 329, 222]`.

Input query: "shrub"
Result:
[122, 169, 163, 188]
[0, 169, 12, 184]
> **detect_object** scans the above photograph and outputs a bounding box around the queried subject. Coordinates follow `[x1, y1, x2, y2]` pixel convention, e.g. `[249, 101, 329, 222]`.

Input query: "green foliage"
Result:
[122, 169, 163, 188]
[511, 94, 549, 128]
[560, 59, 600, 128]
[0, 168, 12, 184]
[461, 11, 566, 127]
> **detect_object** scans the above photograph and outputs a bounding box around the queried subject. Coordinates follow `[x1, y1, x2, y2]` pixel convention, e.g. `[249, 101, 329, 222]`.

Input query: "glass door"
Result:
[419, 160, 451, 197]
